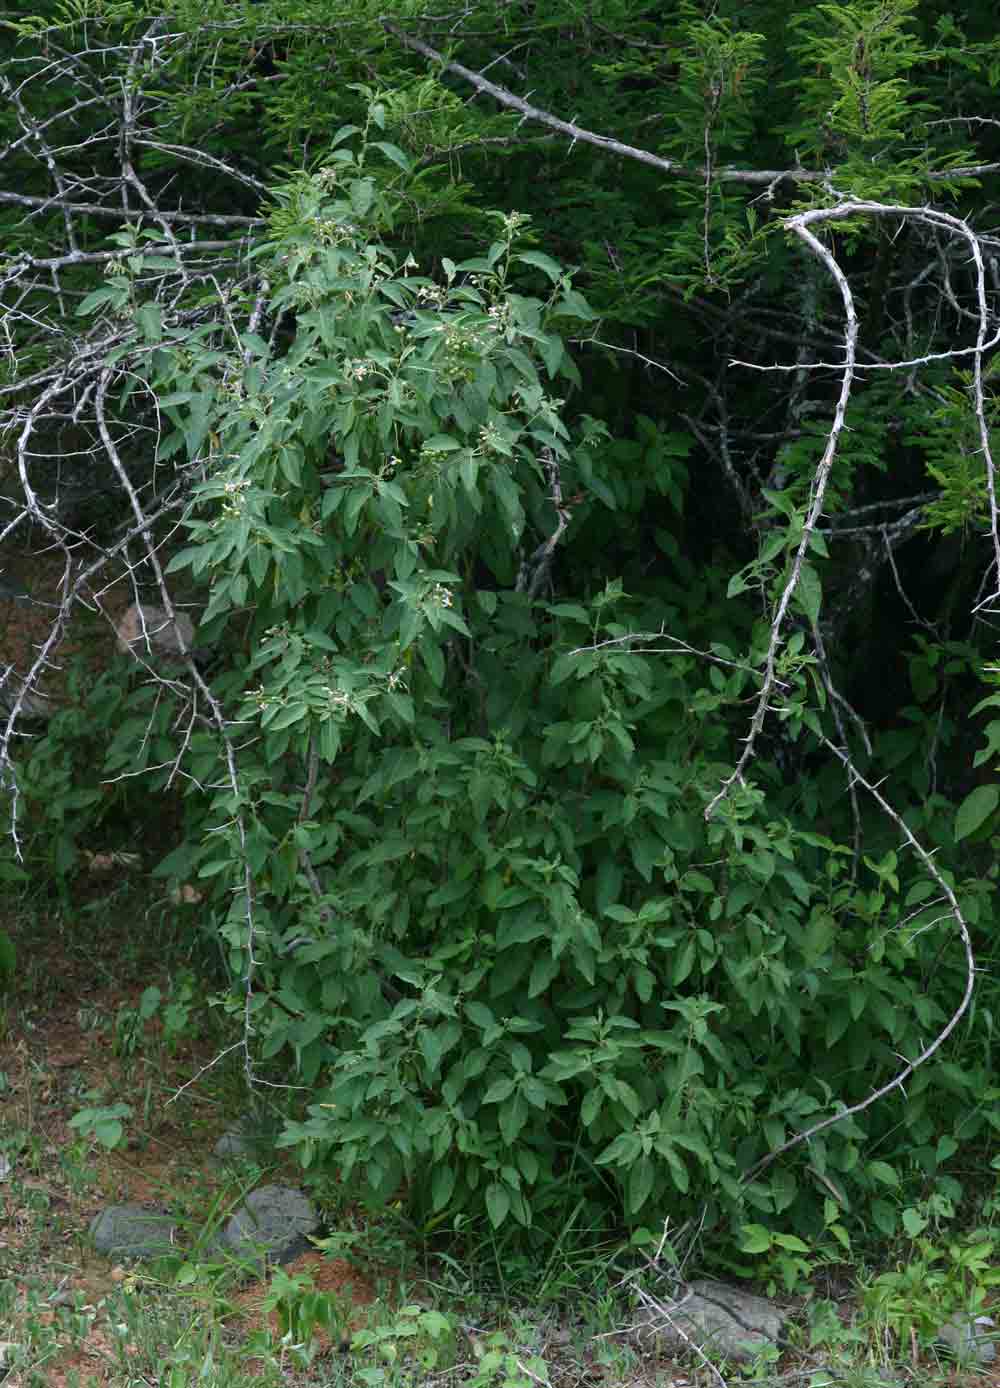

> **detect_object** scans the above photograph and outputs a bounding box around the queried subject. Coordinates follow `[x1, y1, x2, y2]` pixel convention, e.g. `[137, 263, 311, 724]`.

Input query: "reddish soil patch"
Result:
[0, 929, 380, 1386]
[231, 1249, 378, 1351]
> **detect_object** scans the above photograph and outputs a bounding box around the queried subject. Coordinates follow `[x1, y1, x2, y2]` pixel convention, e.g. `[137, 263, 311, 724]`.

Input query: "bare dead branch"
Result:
[708, 200, 999, 822]
[705, 210, 859, 822]
[0, 189, 263, 228]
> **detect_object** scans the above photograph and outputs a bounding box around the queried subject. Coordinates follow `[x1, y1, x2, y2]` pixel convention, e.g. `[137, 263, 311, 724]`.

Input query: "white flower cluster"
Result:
[220, 474, 251, 518]
[477, 423, 505, 454]
[323, 687, 354, 712]
[417, 284, 446, 308]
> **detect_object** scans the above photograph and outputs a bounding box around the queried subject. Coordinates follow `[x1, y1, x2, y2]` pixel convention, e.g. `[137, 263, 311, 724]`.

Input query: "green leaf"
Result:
[663, 1145, 689, 1193]
[772, 1233, 810, 1252]
[371, 141, 412, 172]
[628, 1157, 656, 1213]
[517, 1149, 539, 1184]
[486, 1182, 511, 1228]
[595, 1131, 642, 1167]
[803, 911, 835, 961]
[871, 1199, 897, 1239]
[795, 561, 822, 624]
[955, 783, 999, 841]
[548, 603, 589, 622]
[422, 640, 445, 688]
[265, 703, 308, 731]
[866, 1160, 899, 1187]
[581, 1087, 603, 1128]
[482, 1076, 516, 1104]
[499, 1092, 528, 1145]
[825, 1004, 851, 1047]
[528, 953, 559, 997]
[431, 1164, 456, 1211]
[183, 393, 213, 460]
[136, 302, 162, 342]
[465, 1002, 495, 1031]
[901, 1206, 928, 1238]
[515, 251, 563, 283]
[76, 285, 121, 316]
[69, 1103, 132, 1149]
[739, 1223, 773, 1254]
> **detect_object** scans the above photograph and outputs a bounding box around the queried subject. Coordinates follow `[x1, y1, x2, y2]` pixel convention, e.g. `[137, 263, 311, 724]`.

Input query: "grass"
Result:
[1, 880, 999, 1388]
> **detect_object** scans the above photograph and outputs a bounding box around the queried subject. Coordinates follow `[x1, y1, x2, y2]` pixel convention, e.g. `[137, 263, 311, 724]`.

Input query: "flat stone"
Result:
[217, 1185, 318, 1271]
[937, 1312, 996, 1364]
[115, 602, 196, 664]
[633, 1278, 787, 1361]
[212, 1115, 281, 1162]
[90, 1204, 176, 1259]
[810, 1367, 902, 1388]
[0, 674, 58, 720]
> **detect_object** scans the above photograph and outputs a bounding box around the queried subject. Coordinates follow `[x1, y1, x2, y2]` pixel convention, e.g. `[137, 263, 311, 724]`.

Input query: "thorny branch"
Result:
[0, 16, 269, 1086]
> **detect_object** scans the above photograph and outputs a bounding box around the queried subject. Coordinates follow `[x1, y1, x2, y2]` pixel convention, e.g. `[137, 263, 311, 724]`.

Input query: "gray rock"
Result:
[810, 1368, 902, 1388]
[212, 1115, 280, 1163]
[90, 1204, 176, 1259]
[936, 1311, 996, 1364]
[213, 1124, 254, 1160]
[217, 1184, 318, 1270]
[115, 602, 196, 665]
[0, 673, 58, 720]
[633, 1278, 787, 1361]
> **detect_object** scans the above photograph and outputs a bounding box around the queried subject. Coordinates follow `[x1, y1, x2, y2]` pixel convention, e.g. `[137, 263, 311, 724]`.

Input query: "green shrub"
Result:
[56, 125, 989, 1246]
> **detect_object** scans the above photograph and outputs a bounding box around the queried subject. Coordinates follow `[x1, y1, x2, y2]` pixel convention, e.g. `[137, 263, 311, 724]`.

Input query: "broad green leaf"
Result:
[871, 1199, 898, 1238]
[866, 1160, 899, 1187]
[486, 1182, 510, 1228]
[482, 1076, 515, 1104]
[901, 1206, 928, 1237]
[795, 561, 822, 624]
[628, 1156, 655, 1213]
[955, 783, 999, 841]
[371, 140, 412, 172]
[76, 285, 121, 316]
[431, 1164, 456, 1211]
[515, 251, 563, 282]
